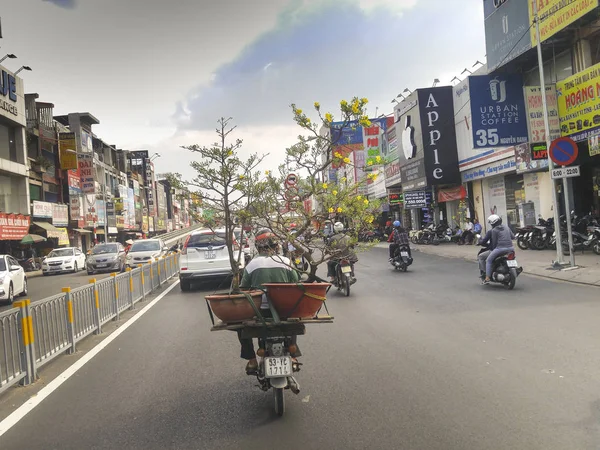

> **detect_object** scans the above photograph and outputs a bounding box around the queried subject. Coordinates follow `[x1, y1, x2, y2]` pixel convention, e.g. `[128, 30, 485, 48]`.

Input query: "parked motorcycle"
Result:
[560, 212, 598, 255]
[390, 245, 413, 272]
[332, 259, 355, 296]
[477, 244, 523, 290]
[18, 257, 41, 272]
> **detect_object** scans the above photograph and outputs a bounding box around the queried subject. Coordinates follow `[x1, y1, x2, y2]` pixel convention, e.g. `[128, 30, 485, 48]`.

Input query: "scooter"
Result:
[390, 245, 413, 272]
[333, 259, 355, 296]
[477, 243, 523, 290]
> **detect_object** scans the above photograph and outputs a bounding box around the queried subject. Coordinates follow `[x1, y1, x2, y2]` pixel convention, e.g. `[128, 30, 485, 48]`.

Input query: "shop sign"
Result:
[142, 216, 149, 233]
[97, 200, 105, 226]
[484, 0, 531, 72]
[0, 66, 24, 125]
[384, 160, 402, 188]
[388, 193, 403, 205]
[462, 156, 516, 182]
[529, 0, 599, 46]
[590, 136, 600, 157]
[108, 226, 118, 235]
[403, 190, 428, 209]
[469, 74, 529, 149]
[116, 215, 125, 229]
[52, 204, 69, 227]
[438, 186, 467, 203]
[556, 62, 600, 142]
[32, 200, 53, 218]
[70, 196, 81, 221]
[524, 86, 561, 143]
[418, 86, 461, 186]
[0, 213, 30, 240]
[368, 168, 387, 198]
[363, 122, 383, 167]
[78, 153, 95, 193]
[47, 228, 69, 246]
[399, 158, 427, 191]
[330, 120, 364, 145]
[59, 132, 78, 170]
[515, 142, 549, 175]
[385, 125, 398, 161]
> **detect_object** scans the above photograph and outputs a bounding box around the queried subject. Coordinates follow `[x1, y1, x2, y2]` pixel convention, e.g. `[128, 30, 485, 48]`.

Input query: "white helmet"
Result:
[487, 214, 501, 227]
[333, 221, 344, 233]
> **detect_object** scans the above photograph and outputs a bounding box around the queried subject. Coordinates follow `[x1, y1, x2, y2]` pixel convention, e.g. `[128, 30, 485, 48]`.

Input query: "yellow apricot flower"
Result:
[367, 160, 373, 166]
[361, 98, 368, 104]
[375, 155, 381, 162]
[325, 113, 333, 123]
[334, 151, 342, 158]
[343, 157, 351, 164]
[340, 100, 348, 107]
[322, 183, 328, 189]
[328, 207, 334, 213]
[296, 108, 303, 115]
[364, 199, 369, 205]
[332, 190, 338, 196]
[356, 195, 362, 200]
[337, 207, 343, 213]
[314, 102, 320, 109]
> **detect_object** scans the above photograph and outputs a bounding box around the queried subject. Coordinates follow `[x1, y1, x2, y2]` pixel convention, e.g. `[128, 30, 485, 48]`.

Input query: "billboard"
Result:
[58, 132, 78, 170]
[484, 0, 531, 72]
[417, 86, 461, 186]
[556, 62, 600, 141]
[524, 86, 561, 143]
[529, 0, 599, 46]
[78, 153, 95, 194]
[469, 74, 529, 149]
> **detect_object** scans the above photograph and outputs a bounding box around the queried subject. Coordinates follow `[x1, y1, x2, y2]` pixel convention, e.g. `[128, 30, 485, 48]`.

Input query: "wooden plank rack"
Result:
[211, 316, 334, 338]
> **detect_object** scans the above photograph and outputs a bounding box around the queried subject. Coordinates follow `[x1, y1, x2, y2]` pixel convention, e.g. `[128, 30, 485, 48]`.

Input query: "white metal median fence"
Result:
[0, 253, 180, 395]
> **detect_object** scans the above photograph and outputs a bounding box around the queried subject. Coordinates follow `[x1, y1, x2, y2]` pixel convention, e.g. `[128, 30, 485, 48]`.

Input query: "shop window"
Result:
[0, 124, 18, 163]
[29, 184, 41, 201]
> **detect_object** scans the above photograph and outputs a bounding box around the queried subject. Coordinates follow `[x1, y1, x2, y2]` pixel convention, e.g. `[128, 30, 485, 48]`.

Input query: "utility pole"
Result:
[533, 2, 569, 267]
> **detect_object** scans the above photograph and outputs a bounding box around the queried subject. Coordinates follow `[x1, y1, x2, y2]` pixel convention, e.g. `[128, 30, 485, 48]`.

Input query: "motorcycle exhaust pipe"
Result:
[288, 376, 300, 395]
[496, 274, 506, 282]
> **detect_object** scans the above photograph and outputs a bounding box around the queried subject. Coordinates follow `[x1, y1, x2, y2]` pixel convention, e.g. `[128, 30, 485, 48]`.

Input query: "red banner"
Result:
[437, 186, 466, 203]
[0, 213, 31, 240]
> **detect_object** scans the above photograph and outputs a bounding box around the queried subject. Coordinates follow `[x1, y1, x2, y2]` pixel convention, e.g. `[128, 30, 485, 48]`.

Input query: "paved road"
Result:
[3, 248, 600, 449]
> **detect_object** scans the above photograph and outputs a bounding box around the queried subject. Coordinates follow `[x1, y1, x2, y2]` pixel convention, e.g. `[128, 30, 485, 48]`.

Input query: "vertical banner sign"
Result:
[484, 0, 531, 72]
[363, 122, 382, 168]
[417, 86, 461, 186]
[524, 86, 561, 143]
[529, 0, 599, 46]
[469, 74, 529, 149]
[58, 132, 78, 170]
[556, 62, 600, 142]
[78, 153, 95, 193]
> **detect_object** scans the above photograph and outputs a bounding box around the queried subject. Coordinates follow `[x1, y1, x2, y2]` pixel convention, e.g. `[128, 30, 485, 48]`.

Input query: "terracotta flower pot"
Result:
[206, 290, 263, 323]
[262, 283, 330, 319]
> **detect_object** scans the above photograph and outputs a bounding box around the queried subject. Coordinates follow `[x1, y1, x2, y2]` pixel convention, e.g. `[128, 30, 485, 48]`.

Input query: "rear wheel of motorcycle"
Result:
[431, 237, 440, 246]
[273, 388, 285, 416]
[344, 277, 350, 297]
[505, 269, 517, 290]
[517, 237, 528, 250]
[530, 236, 546, 250]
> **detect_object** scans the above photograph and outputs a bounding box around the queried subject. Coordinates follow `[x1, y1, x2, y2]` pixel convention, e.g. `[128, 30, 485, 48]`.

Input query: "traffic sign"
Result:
[549, 137, 578, 166]
[285, 174, 298, 187]
[551, 165, 580, 179]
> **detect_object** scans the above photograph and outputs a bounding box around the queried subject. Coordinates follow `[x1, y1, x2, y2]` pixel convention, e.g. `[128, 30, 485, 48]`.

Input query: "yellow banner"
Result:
[59, 132, 78, 170]
[529, 0, 598, 46]
[556, 62, 600, 138]
[47, 227, 70, 246]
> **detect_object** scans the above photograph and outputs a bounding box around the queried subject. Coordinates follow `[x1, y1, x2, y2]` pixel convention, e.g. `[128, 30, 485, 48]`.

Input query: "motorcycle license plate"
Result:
[341, 265, 352, 273]
[506, 260, 518, 267]
[400, 252, 409, 257]
[204, 251, 216, 259]
[265, 356, 292, 378]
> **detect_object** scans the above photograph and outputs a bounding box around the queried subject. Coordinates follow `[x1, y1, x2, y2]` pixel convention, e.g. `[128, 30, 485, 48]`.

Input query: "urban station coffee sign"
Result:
[469, 74, 529, 149]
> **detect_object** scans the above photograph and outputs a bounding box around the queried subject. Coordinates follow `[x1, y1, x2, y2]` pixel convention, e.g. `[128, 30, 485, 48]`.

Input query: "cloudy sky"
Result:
[5, 0, 485, 178]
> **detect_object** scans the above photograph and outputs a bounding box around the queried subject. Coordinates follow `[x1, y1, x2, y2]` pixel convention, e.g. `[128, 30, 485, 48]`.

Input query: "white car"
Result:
[179, 228, 245, 291]
[126, 238, 168, 268]
[42, 247, 87, 275]
[0, 255, 27, 304]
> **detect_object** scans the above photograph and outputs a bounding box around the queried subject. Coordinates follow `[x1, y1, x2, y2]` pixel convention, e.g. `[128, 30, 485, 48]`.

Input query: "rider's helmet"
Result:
[487, 214, 502, 227]
[255, 228, 278, 249]
[393, 220, 401, 228]
[333, 221, 344, 233]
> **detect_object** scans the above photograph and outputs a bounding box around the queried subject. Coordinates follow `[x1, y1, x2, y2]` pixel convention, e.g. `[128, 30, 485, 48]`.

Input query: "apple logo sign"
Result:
[402, 115, 417, 159]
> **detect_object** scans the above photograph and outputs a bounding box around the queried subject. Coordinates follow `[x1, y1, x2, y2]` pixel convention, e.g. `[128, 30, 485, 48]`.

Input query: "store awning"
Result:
[73, 228, 93, 234]
[32, 221, 59, 232]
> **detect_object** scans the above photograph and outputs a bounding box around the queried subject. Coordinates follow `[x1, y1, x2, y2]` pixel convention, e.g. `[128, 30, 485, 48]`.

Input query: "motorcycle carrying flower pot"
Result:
[205, 290, 264, 323]
[262, 282, 330, 319]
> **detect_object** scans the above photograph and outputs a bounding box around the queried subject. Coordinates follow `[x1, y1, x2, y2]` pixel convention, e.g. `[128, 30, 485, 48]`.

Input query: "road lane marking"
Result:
[0, 280, 180, 437]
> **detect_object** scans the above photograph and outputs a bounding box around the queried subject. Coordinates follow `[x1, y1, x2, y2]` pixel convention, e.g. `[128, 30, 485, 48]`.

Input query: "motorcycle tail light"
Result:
[507, 252, 516, 260]
[340, 259, 349, 265]
[288, 344, 298, 355]
[257, 348, 265, 357]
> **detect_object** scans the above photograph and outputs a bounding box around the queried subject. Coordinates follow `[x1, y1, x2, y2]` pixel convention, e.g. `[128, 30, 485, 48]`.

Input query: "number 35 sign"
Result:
[469, 74, 529, 149]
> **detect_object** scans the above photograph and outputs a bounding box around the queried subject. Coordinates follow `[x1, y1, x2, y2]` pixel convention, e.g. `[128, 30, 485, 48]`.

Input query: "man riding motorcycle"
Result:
[477, 214, 515, 285]
[238, 229, 300, 373]
[327, 221, 358, 283]
[388, 220, 411, 261]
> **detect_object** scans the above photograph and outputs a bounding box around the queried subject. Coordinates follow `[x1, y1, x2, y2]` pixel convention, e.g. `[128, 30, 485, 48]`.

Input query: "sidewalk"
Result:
[376, 242, 600, 287]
